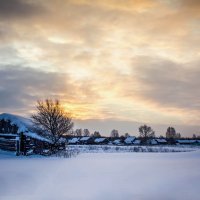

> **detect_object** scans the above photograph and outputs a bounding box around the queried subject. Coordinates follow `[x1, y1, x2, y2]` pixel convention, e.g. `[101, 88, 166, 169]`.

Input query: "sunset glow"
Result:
[0, 0, 200, 135]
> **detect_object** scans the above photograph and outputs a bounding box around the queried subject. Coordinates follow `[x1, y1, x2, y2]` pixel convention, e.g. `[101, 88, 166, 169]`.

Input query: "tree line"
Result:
[30, 99, 200, 153]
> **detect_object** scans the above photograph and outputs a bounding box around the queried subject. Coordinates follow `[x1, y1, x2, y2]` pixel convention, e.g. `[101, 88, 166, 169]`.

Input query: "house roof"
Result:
[156, 139, 167, 143]
[124, 136, 136, 144]
[0, 113, 51, 143]
[112, 139, 121, 144]
[133, 139, 141, 144]
[80, 137, 90, 141]
[68, 137, 80, 144]
[94, 138, 106, 143]
[0, 113, 32, 133]
[176, 140, 197, 144]
[150, 139, 158, 145]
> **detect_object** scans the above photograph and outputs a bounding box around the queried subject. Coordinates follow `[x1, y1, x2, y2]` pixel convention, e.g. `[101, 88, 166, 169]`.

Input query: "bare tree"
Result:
[166, 127, 181, 139]
[83, 129, 90, 136]
[93, 131, 101, 137]
[110, 129, 119, 137]
[124, 133, 130, 137]
[31, 99, 73, 151]
[193, 134, 197, 139]
[176, 132, 181, 139]
[139, 124, 155, 142]
[166, 127, 176, 138]
[75, 129, 83, 136]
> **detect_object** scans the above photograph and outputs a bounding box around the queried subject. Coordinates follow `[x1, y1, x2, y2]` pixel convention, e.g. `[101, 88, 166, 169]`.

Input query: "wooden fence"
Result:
[0, 133, 54, 155]
[0, 134, 19, 153]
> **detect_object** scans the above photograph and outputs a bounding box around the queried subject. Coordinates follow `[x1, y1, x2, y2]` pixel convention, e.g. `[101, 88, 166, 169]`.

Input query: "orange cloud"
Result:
[0, 0, 200, 127]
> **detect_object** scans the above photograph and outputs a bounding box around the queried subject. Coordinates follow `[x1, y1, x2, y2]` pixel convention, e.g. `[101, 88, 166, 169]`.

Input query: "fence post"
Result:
[20, 132, 27, 155]
[15, 136, 20, 156]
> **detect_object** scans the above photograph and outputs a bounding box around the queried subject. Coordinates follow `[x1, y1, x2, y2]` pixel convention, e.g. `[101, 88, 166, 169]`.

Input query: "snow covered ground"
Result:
[0, 150, 200, 200]
[67, 144, 200, 153]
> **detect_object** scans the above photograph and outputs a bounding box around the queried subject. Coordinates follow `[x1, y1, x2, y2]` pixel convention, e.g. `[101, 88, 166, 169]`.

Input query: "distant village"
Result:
[0, 113, 200, 156]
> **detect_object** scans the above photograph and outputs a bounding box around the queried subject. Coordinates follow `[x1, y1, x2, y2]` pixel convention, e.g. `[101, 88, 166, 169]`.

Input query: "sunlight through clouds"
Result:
[0, 0, 200, 134]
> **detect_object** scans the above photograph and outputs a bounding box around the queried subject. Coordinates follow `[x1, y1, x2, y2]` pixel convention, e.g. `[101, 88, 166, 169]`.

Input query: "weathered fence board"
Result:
[0, 135, 17, 152]
[0, 133, 52, 155]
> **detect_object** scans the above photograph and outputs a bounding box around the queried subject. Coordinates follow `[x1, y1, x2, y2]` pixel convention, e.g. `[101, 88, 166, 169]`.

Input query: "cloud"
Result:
[0, 0, 200, 128]
[130, 57, 200, 111]
[0, 0, 45, 20]
[0, 66, 100, 117]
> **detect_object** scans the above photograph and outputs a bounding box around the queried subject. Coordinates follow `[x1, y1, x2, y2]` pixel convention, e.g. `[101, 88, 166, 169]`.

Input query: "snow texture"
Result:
[67, 145, 198, 153]
[0, 149, 200, 200]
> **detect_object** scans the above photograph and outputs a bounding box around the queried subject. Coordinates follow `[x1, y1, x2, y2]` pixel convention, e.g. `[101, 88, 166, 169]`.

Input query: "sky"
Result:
[0, 0, 200, 136]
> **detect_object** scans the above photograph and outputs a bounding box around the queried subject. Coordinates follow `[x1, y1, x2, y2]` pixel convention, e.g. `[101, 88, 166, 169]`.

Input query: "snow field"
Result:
[0, 150, 200, 200]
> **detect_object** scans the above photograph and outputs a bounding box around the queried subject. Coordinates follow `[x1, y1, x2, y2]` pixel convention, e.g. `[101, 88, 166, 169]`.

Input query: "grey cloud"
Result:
[0, 0, 44, 19]
[0, 66, 99, 114]
[180, 0, 200, 9]
[128, 57, 200, 111]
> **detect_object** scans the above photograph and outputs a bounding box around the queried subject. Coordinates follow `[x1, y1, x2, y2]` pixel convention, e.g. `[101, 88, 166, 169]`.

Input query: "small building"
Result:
[0, 113, 52, 155]
[155, 138, 167, 145]
[133, 139, 141, 145]
[94, 137, 109, 145]
[176, 140, 197, 145]
[68, 137, 80, 144]
[112, 139, 122, 145]
[124, 136, 136, 145]
[79, 136, 93, 145]
[147, 139, 158, 145]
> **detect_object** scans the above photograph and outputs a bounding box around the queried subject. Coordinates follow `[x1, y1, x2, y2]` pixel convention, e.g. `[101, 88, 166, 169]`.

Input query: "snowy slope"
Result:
[0, 150, 200, 200]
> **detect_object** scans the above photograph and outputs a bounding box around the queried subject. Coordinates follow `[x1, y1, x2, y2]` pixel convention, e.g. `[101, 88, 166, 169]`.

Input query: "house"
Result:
[0, 113, 52, 155]
[112, 139, 122, 145]
[176, 140, 197, 145]
[147, 139, 158, 145]
[196, 140, 200, 144]
[155, 138, 167, 145]
[68, 137, 80, 144]
[79, 136, 93, 145]
[94, 137, 109, 145]
[124, 136, 136, 145]
[133, 139, 141, 145]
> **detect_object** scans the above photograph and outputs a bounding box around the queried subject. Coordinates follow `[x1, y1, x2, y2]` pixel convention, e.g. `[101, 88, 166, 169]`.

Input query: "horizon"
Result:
[0, 112, 199, 137]
[0, 0, 200, 137]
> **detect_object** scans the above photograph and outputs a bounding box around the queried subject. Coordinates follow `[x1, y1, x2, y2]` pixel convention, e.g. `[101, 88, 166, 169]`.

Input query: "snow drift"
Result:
[0, 150, 200, 200]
